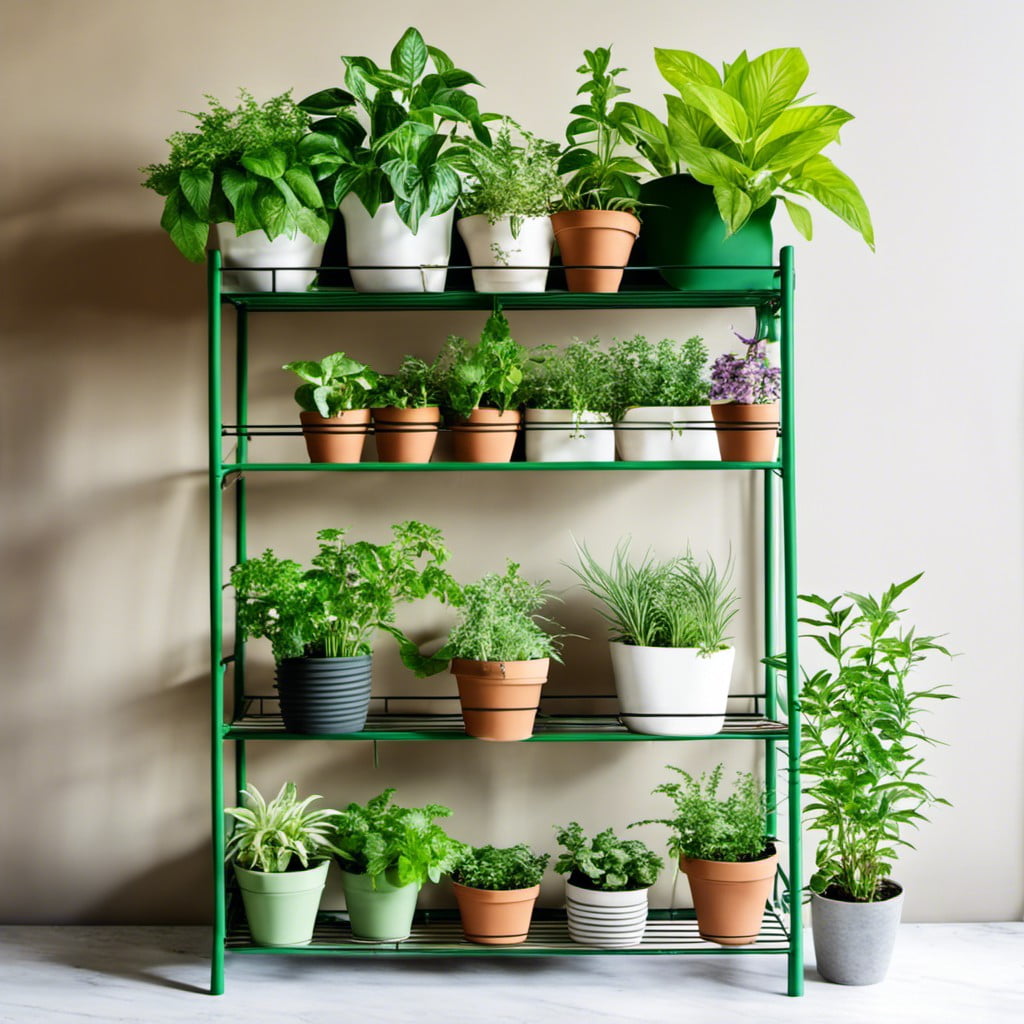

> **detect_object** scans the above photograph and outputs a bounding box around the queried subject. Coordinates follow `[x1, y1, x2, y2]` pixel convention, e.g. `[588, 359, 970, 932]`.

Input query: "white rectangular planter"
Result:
[614, 406, 719, 462]
[524, 409, 614, 462]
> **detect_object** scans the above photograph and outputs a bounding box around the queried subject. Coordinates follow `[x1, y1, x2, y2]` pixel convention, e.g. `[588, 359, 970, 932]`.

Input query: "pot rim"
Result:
[811, 879, 904, 906]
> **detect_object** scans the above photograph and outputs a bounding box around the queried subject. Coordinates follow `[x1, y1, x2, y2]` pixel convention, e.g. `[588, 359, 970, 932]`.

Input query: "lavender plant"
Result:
[709, 333, 781, 405]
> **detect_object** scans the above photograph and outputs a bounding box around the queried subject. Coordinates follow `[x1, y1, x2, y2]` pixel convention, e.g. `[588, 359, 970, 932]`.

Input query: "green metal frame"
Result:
[207, 247, 801, 996]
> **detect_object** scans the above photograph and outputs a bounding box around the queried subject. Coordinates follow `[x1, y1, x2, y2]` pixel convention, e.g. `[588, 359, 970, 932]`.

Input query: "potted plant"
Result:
[633, 764, 776, 946]
[229, 521, 461, 734]
[439, 306, 527, 462]
[522, 338, 616, 462]
[569, 539, 737, 735]
[453, 119, 562, 292]
[141, 90, 332, 292]
[298, 27, 491, 293]
[709, 332, 781, 462]
[553, 823, 662, 948]
[225, 782, 340, 946]
[331, 788, 466, 942]
[765, 574, 954, 985]
[450, 843, 550, 944]
[623, 46, 874, 289]
[370, 353, 446, 463]
[282, 352, 377, 463]
[608, 334, 716, 461]
[551, 47, 644, 293]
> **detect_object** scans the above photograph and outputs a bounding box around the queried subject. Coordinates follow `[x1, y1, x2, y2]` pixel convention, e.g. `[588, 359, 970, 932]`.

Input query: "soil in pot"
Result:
[339, 868, 421, 943]
[275, 655, 372, 734]
[452, 882, 540, 945]
[550, 210, 640, 293]
[681, 844, 778, 946]
[450, 408, 521, 463]
[710, 403, 780, 462]
[450, 658, 549, 741]
[371, 406, 440, 463]
[234, 860, 329, 946]
[299, 409, 370, 463]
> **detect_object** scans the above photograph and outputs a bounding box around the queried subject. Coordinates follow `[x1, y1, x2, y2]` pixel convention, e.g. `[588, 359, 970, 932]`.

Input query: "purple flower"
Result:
[709, 332, 781, 405]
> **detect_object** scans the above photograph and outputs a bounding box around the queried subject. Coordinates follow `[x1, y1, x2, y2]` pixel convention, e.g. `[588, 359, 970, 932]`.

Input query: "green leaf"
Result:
[179, 167, 213, 219]
[284, 165, 324, 208]
[654, 48, 721, 92]
[426, 44, 454, 73]
[282, 360, 323, 384]
[783, 198, 813, 240]
[160, 188, 208, 262]
[298, 87, 356, 115]
[786, 154, 875, 249]
[738, 47, 809, 135]
[713, 184, 753, 236]
[391, 26, 429, 87]
[241, 147, 288, 180]
[256, 188, 288, 239]
[679, 83, 750, 148]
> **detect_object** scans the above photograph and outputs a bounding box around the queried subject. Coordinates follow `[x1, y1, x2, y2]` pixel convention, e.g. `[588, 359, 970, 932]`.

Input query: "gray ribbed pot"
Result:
[811, 882, 904, 985]
[275, 656, 372, 734]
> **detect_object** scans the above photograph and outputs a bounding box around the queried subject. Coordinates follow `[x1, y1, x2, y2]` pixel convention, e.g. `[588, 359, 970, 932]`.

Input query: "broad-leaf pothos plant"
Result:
[624, 47, 874, 247]
[298, 27, 492, 233]
[283, 352, 378, 417]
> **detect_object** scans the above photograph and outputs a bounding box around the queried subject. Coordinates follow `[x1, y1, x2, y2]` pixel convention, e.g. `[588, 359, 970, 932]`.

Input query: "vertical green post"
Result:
[763, 468, 778, 849]
[208, 251, 226, 996]
[233, 308, 249, 803]
[779, 246, 803, 996]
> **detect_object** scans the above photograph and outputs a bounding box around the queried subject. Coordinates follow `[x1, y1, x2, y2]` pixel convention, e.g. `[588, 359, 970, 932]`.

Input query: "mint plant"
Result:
[554, 823, 663, 892]
[141, 90, 330, 262]
[283, 352, 377, 416]
[331, 788, 466, 887]
[764, 574, 955, 902]
[225, 782, 340, 873]
[452, 844, 550, 891]
[632, 763, 769, 863]
[709, 333, 781, 405]
[608, 335, 710, 419]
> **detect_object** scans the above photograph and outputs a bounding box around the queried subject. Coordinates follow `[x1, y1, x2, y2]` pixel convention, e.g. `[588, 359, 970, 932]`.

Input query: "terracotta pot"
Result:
[371, 406, 441, 463]
[451, 881, 540, 945]
[710, 402, 780, 462]
[450, 408, 521, 463]
[681, 845, 778, 946]
[299, 409, 370, 463]
[450, 658, 549, 741]
[550, 210, 640, 293]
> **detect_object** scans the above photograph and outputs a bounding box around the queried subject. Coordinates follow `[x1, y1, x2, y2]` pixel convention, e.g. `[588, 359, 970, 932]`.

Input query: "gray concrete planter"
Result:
[811, 882, 904, 985]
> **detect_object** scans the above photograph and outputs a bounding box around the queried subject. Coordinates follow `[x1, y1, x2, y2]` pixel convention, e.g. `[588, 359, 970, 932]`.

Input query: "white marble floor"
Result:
[0, 924, 1020, 1023]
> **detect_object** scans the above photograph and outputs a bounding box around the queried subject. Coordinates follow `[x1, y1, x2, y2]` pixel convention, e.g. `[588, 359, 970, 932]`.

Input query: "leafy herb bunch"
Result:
[554, 823, 663, 892]
[225, 782, 340, 873]
[283, 352, 377, 416]
[524, 338, 616, 423]
[230, 521, 461, 662]
[709, 333, 780, 405]
[331, 787, 466, 888]
[608, 335, 709, 419]
[632, 763, 769, 863]
[570, 539, 737, 653]
[453, 844, 550, 891]
[298, 27, 492, 233]
[142, 90, 330, 262]
[764, 574, 955, 902]
[371, 353, 447, 409]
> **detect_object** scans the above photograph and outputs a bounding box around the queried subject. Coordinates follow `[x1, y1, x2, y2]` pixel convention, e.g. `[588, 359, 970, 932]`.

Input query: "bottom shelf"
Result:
[226, 907, 791, 957]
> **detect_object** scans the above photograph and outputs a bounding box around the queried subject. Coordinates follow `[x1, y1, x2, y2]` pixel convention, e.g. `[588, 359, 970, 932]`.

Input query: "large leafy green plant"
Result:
[764, 574, 954, 902]
[141, 90, 330, 262]
[229, 521, 462, 662]
[607, 334, 709, 418]
[632, 763, 769, 863]
[452, 844, 550, 891]
[225, 782, 340, 873]
[553, 823, 663, 892]
[331, 787, 466, 887]
[555, 46, 645, 211]
[298, 27, 491, 233]
[283, 352, 377, 416]
[625, 47, 874, 246]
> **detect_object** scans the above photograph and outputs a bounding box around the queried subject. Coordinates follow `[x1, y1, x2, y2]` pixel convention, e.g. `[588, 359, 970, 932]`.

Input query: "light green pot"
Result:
[340, 868, 421, 942]
[234, 860, 329, 946]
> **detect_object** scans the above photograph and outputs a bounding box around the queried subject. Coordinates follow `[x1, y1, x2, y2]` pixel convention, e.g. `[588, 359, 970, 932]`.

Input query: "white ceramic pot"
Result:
[524, 409, 614, 462]
[608, 641, 735, 736]
[217, 224, 325, 293]
[614, 406, 719, 462]
[564, 881, 649, 948]
[456, 214, 553, 292]
[340, 195, 454, 292]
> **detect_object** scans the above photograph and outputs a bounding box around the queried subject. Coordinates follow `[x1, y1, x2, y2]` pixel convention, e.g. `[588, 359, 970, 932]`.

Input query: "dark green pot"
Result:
[638, 174, 776, 290]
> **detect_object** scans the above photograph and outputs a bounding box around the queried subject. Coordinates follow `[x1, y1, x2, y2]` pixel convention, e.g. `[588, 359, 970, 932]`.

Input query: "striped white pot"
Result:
[615, 406, 719, 462]
[564, 880, 649, 948]
[524, 409, 614, 462]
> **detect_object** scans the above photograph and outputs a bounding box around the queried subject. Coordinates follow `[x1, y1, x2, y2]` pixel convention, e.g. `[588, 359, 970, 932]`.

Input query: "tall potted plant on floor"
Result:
[141, 90, 332, 292]
[298, 27, 491, 293]
[229, 521, 461, 735]
[633, 764, 776, 946]
[569, 539, 737, 735]
[451, 843, 550, 944]
[551, 46, 644, 293]
[554, 823, 663, 948]
[709, 333, 781, 462]
[225, 782, 341, 946]
[369, 353, 446, 463]
[765, 574, 955, 985]
[331, 788, 466, 942]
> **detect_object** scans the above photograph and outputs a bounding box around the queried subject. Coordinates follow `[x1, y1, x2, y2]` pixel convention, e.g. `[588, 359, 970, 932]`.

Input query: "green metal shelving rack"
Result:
[207, 248, 801, 996]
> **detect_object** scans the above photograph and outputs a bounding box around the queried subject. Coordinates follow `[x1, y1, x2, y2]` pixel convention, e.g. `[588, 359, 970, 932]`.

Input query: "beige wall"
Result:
[1, 0, 1021, 924]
